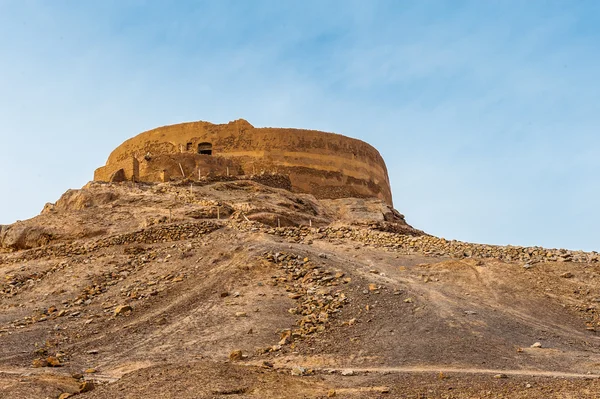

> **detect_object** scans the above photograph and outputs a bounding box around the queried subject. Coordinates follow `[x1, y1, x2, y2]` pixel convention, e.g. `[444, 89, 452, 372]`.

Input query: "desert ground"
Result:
[1, 178, 599, 398]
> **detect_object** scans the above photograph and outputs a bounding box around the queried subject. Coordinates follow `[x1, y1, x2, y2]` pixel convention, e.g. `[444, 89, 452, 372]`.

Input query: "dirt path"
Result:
[317, 365, 600, 379]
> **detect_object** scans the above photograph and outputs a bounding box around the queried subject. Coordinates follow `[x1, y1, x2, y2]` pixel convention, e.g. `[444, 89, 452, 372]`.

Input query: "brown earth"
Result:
[0, 180, 599, 398]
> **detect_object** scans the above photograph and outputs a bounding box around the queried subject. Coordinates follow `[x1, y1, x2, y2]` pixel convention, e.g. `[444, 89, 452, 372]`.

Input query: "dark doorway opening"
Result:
[198, 142, 212, 155]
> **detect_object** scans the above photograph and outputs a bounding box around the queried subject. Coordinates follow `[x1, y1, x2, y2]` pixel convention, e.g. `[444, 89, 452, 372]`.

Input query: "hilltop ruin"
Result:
[94, 119, 393, 205]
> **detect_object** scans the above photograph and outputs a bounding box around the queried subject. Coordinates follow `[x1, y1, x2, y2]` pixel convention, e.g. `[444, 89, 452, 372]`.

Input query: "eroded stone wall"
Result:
[94, 119, 393, 205]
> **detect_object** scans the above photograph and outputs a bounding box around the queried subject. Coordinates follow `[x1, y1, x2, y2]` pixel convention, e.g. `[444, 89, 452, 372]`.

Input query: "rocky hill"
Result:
[0, 178, 599, 398]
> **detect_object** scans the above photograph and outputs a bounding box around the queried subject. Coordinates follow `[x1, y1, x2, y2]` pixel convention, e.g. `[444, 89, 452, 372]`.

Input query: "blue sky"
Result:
[1, 1, 599, 251]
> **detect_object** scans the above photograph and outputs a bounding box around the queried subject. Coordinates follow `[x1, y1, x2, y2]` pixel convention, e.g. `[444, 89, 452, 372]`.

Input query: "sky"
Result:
[0, 0, 599, 251]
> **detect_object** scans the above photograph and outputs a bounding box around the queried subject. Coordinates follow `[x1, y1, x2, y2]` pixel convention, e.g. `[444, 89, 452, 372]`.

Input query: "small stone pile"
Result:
[96, 221, 219, 246]
[315, 227, 598, 264]
[0, 270, 47, 297]
[234, 222, 598, 264]
[263, 252, 347, 348]
[1, 221, 220, 263]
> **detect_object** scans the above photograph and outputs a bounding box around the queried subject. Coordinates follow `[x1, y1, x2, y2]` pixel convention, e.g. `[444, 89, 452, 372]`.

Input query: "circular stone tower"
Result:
[94, 119, 393, 206]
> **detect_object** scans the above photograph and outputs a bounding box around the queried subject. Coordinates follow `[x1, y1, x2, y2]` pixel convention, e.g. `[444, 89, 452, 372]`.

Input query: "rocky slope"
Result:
[0, 178, 599, 398]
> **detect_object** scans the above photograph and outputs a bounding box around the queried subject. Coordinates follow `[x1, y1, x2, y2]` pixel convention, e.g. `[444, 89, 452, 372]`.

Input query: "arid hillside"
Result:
[0, 178, 599, 398]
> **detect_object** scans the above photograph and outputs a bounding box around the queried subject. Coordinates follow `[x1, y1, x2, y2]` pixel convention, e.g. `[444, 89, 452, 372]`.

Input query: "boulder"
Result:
[114, 305, 133, 316]
[0, 224, 52, 250]
[229, 350, 243, 361]
[54, 189, 118, 211]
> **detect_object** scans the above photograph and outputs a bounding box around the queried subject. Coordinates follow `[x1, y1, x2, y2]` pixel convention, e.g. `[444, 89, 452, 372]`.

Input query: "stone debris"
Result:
[114, 304, 133, 316]
[32, 355, 63, 368]
[531, 342, 543, 348]
[1, 220, 220, 264]
[291, 366, 307, 376]
[32, 358, 49, 368]
[46, 356, 62, 367]
[79, 380, 95, 393]
[79, 381, 96, 393]
[263, 252, 347, 344]
[229, 350, 243, 361]
[233, 224, 599, 265]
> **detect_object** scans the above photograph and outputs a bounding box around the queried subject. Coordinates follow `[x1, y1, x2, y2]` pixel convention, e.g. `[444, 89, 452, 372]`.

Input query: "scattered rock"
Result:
[494, 374, 508, 379]
[327, 389, 336, 397]
[114, 304, 133, 316]
[291, 366, 307, 376]
[531, 342, 543, 348]
[561, 272, 574, 279]
[46, 356, 62, 367]
[229, 350, 243, 361]
[32, 358, 48, 368]
[79, 380, 95, 393]
[341, 369, 355, 376]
